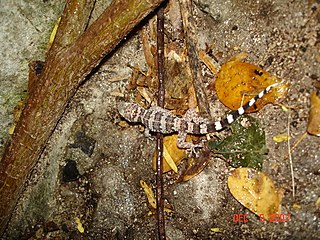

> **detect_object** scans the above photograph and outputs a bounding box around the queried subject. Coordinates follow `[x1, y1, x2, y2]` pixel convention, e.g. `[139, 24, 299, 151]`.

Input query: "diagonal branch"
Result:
[0, 0, 165, 235]
[49, 0, 95, 54]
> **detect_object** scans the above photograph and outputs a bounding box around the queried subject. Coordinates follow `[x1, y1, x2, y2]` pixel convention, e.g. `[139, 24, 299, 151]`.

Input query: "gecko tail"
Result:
[207, 82, 281, 132]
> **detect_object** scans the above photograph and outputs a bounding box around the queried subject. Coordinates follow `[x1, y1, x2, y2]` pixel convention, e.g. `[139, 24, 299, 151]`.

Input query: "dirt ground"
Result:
[0, 0, 319, 239]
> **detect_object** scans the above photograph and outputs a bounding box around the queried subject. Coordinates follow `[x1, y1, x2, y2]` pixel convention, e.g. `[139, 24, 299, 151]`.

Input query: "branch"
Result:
[0, 0, 165, 235]
[49, 0, 95, 54]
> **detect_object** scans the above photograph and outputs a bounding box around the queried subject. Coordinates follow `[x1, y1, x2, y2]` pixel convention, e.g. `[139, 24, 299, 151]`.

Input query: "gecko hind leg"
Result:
[177, 131, 204, 157]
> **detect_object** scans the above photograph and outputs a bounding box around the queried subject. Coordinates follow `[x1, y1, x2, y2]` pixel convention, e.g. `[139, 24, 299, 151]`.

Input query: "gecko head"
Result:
[117, 101, 144, 122]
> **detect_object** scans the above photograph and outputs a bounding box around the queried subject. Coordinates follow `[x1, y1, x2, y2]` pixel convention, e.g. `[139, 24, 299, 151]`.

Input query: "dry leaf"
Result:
[165, 46, 192, 107]
[48, 17, 61, 49]
[228, 168, 282, 220]
[136, 86, 154, 104]
[180, 148, 211, 182]
[140, 180, 157, 208]
[210, 227, 224, 233]
[292, 203, 301, 210]
[307, 91, 320, 136]
[152, 134, 188, 173]
[281, 105, 289, 112]
[273, 133, 291, 143]
[215, 57, 289, 112]
[163, 144, 178, 173]
[140, 180, 172, 213]
[199, 50, 220, 74]
[74, 217, 84, 233]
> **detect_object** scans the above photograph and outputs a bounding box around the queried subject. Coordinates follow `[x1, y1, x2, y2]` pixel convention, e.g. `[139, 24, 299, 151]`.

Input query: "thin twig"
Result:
[283, 131, 308, 161]
[287, 109, 295, 198]
[156, 5, 166, 240]
[290, 131, 308, 154]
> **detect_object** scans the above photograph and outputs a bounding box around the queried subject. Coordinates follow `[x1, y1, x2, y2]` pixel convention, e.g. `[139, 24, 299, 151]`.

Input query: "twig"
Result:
[156, 5, 166, 240]
[289, 131, 308, 154]
[287, 109, 295, 198]
[0, 0, 165, 235]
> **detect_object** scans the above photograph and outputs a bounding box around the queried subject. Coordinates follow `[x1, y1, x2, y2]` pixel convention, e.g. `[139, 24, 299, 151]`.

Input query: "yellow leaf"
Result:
[140, 180, 172, 213]
[8, 125, 15, 135]
[210, 227, 224, 233]
[292, 203, 301, 210]
[163, 144, 178, 173]
[48, 17, 61, 49]
[281, 105, 289, 112]
[273, 133, 291, 142]
[164, 208, 173, 213]
[153, 134, 188, 173]
[140, 180, 157, 209]
[307, 92, 320, 136]
[228, 168, 282, 220]
[215, 55, 289, 112]
[74, 217, 84, 233]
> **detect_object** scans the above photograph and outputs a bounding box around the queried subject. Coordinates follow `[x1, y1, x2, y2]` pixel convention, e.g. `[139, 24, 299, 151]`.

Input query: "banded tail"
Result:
[207, 82, 281, 132]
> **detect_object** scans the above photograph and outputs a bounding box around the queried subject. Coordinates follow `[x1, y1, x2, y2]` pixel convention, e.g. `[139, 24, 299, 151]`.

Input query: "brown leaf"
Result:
[179, 147, 210, 182]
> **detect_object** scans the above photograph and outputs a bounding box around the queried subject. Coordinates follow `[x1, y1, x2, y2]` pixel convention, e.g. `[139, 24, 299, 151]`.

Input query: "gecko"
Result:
[118, 82, 280, 154]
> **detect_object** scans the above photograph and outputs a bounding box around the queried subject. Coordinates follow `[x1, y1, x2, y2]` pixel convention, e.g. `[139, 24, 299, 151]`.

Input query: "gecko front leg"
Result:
[177, 131, 204, 157]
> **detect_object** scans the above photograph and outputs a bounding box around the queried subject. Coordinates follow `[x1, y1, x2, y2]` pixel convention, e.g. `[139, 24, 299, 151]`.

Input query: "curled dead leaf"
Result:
[199, 50, 220, 74]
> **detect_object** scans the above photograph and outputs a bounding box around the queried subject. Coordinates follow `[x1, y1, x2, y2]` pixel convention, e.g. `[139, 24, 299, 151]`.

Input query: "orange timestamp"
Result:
[260, 213, 291, 223]
[233, 213, 291, 223]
